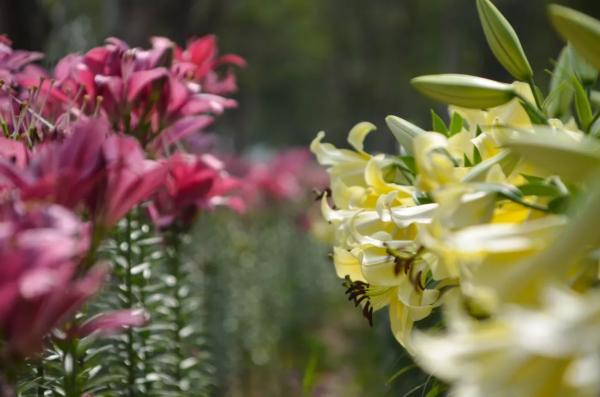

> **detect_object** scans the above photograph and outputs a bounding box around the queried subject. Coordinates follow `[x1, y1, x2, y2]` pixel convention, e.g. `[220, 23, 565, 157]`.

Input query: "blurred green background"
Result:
[3, 0, 600, 395]
[3, 0, 599, 152]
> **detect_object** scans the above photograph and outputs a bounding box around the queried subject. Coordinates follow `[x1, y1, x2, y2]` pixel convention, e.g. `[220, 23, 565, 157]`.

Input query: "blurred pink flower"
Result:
[88, 135, 167, 228]
[45, 37, 237, 150]
[230, 148, 329, 206]
[0, 119, 108, 209]
[149, 152, 243, 228]
[75, 309, 148, 338]
[0, 202, 102, 361]
[172, 35, 246, 96]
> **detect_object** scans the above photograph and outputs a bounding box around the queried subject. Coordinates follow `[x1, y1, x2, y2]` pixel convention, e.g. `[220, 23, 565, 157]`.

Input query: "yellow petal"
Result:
[348, 122, 377, 155]
[333, 246, 366, 282]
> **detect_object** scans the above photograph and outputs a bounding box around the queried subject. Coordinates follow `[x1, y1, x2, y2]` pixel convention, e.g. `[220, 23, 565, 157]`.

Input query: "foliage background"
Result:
[3, 0, 600, 395]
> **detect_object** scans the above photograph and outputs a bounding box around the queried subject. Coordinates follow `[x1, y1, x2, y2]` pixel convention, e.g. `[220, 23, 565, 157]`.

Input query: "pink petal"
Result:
[213, 54, 246, 68]
[126, 68, 169, 102]
[77, 309, 148, 338]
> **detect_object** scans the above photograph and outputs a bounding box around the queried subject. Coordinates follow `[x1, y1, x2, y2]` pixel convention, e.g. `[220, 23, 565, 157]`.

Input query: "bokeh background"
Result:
[3, 0, 600, 396]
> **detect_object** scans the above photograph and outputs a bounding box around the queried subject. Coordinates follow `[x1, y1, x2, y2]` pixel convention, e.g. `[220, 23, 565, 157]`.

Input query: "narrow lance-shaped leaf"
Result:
[449, 112, 463, 136]
[568, 44, 598, 86]
[411, 74, 517, 109]
[477, 0, 533, 81]
[431, 110, 448, 136]
[571, 74, 593, 130]
[547, 46, 575, 119]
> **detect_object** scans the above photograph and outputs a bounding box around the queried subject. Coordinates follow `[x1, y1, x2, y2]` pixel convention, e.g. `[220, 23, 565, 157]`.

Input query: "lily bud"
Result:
[411, 74, 516, 109]
[549, 5, 600, 72]
[385, 116, 425, 156]
[477, 0, 533, 81]
[568, 44, 598, 86]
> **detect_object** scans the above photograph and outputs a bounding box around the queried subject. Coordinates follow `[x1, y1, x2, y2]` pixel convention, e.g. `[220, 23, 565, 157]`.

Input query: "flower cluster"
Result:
[311, 1, 600, 395]
[0, 34, 244, 393]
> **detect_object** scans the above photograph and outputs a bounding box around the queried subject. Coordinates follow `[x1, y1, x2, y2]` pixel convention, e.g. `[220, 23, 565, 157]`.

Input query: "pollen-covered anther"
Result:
[343, 276, 375, 327]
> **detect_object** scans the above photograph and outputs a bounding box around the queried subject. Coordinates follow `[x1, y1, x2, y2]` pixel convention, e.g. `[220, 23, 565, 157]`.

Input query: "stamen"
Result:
[314, 187, 333, 201]
[93, 96, 104, 117]
[79, 95, 90, 119]
[15, 100, 29, 136]
[342, 276, 380, 327]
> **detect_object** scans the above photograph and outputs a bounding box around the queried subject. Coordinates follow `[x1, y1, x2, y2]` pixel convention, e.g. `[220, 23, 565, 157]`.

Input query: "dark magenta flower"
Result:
[0, 202, 102, 361]
[0, 119, 108, 209]
[47, 37, 237, 150]
[88, 135, 167, 228]
[149, 152, 243, 228]
[172, 35, 246, 96]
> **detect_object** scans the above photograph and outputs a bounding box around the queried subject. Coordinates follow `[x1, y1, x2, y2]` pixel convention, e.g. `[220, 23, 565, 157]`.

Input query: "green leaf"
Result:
[572, 74, 593, 130]
[473, 146, 482, 165]
[463, 153, 473, 167]
[520, 101, 548, 125]
[476, 125, 483, 137]
[549, 195, 571, 214]
[426, 383, 449, 397]
[449, 112, 464, 136]
[386, 364, 418, 385]
[302, 342, 320, 396]
[520, 173, 547, 183]
[547, 47, 575, 119]
[517, 183, 562, 197]
[397, 155, 417, 175]
[475, 183, 550, 212]
[543, 80, 570, 114]
[411, 74, 517, 109]
[568, 44, 598, 86]
[462, 150, 520, 183]
[431, 110, 449, 136]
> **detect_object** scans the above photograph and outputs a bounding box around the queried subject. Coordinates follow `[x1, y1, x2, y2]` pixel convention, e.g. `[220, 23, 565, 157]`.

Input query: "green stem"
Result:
[168, 227, 184, 391]
[125, 213, 136, 397]
[36, 363, 44, 397]
[516, 92, 549, 126]
[526, 77, 544, 112]
[64, 338, 80, 397]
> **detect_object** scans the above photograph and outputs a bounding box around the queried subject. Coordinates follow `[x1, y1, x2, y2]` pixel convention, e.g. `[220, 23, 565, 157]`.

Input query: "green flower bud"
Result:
[548, 5, 600, 72]
[385, 116, 425, 156]
[477, 0, 533, 81]
[411, 74, 516, 109]
[568, 44, 598, 86]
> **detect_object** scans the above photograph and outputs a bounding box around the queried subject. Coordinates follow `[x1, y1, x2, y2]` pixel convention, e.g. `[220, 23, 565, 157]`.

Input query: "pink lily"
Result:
[88, 135, 167, 228]
[149, 152, 243, 228]
[0, 202, 100, 361]
[172, 35, 246, 95]
[0, 119, 108, 209]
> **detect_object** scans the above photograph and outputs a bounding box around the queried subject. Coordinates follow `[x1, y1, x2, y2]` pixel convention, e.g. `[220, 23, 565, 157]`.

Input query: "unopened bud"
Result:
[411, 74, 516, 109]
[385, 116, 425, 156]
[549, 5, 600, 72]
[477, 0, 533, 81]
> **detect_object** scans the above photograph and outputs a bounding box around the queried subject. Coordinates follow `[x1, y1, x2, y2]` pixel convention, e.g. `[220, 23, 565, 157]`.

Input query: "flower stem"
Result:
[64, 337, 80, 397]
[168, 227, 184, 392]
[36, 363, 44, 397]
[125, 213, 137, 396]
[526, 77, 544, 112]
